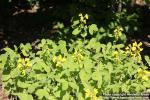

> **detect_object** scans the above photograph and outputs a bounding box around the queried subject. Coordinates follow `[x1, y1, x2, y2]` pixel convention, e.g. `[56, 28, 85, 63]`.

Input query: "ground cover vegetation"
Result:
[0, 0, 150, 99]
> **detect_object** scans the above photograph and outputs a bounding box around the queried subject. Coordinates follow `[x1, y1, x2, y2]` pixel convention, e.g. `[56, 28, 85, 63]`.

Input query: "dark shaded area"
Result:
[0, 0, 149, 56]
[0, 0, 74, 49]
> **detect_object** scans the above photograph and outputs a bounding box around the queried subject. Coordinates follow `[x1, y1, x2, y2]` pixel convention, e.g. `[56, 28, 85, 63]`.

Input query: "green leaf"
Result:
[145, 56, 150, 66]
[20, 43, 32, 57]
[72, 28, 81, 35]
[62, 92, 70, 100]
[54, 90, 61, 98]
[2, 75, 10, 81]
[58, 40, 67, 54]
[10, 68, 20, 78]
[72, 20, 80, 27]
[79, 69, 90, 82]
[4, 48, 17, 59]
[69, 82, 79, 90]
[28, 83, 40, 93]
[99, 27, 105, 33]
[89, 24, 98, 35]
[35, 89, 50, 99]
[0, 54, 8, 69]
[33, 61, 50, 73]
[81, 32, 87, 37]
[17, 81, 31, 88]
[84, 58, 93, 74]
[59, 79, 68, 90]
[16, 93, 33, 100]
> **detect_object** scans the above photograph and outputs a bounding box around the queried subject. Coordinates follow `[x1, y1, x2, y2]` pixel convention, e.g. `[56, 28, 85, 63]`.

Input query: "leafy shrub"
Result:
[1, 36, 150, 99]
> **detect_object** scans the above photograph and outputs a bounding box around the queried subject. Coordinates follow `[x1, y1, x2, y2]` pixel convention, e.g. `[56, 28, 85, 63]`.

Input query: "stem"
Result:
[118, 0, 122, 12]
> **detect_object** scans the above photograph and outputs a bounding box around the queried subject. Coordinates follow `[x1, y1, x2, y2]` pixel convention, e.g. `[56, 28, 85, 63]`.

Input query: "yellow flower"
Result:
[79, 13, 83, 17]
[18, 58, 22, 63]
[26, 62, 32, 68]
[53, 55, 66, 67]
[17, 58, 32, 75]
[73, 49, 84, 63]
[137, 68, 150, 81]
[85, 14, 89, 19]
[113, 26, 123, 40]
[85, 88, 98, 100]
[79, 13, 88, 24]
[25, 58, 30, 62]
[125, 41, 143, 62]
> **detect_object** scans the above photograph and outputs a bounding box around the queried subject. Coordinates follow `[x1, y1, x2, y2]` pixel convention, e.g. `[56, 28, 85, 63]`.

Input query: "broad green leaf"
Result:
[99, 27, 105, 33]
[62, 92, 70, 100]
[59, 79, 68, 91]
[28, 83, 40, 93]
[17, 81, 31, 88]
[35, 89, 50, 99]
[72, 20, 80, 27]
[81, 32, 87, 37]
[33, 61, 50, 73]
[83, 58, 93, 74]
[79, 69, 90, 82]
[89, 24, 98, 35]
[16, 93, 33, 100]
[20, 43, 32, 57]
[72, 28, 81, 35]
[69, 82, 79, 90]
[58, 40, 67, 54]
[2, 75, 10, 81]
[54, 90, 61, 98]
[4, 48, 17, 59]
[10, 68, 20, 78]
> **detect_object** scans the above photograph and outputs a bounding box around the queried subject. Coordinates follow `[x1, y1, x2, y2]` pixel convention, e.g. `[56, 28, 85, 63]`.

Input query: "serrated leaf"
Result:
[89, 24, 98, 35]
[72, 28, 81, 35]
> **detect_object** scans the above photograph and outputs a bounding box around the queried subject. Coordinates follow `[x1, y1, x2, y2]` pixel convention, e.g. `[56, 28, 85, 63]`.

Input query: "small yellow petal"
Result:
[138, 42, 142, 46]
[85, 14, 89, 19]
[131, 47, 136, 51]
[142, 76, 148, 81]
[25, 58, 30, 62]
[133, 42, 137, 47]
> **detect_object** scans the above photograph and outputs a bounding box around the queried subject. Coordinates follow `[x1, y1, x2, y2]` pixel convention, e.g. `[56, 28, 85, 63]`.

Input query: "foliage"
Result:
[1, 0, 150, 100]
[1, 32, 150, 99]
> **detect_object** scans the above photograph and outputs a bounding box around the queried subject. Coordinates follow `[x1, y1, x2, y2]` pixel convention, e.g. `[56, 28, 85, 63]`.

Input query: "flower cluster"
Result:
[79, 13, 89, 24]
[113, 51, 120, 63]
[17, 58, 32, 76]
[137, 68, 150, 81]
[113, 26, 123, 40]
[125, 41, 143, 62]
[73, 49, 84, 63]
[53, 55, 66, 67]
[85, 88, 98, 100]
